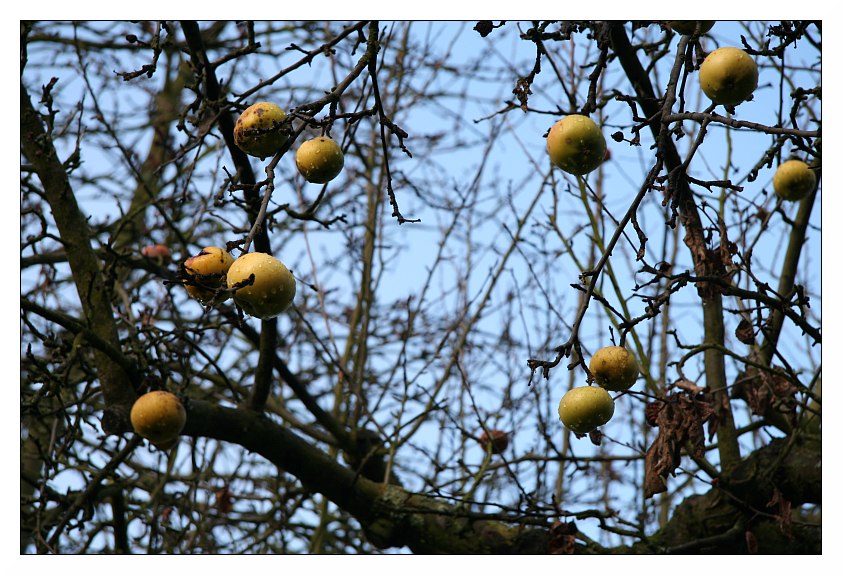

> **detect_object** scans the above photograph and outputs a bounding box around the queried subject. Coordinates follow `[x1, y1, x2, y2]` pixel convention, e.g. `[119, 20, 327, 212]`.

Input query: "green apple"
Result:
[773, 159, 816, 201]
[182, 246, 234, 304]
[295, 136, 345, 183]
[227, 252, 296, 319]
[546, 114, 607, 176]
[558, 385, 615, 434]
[590, 345, 640, 392]
[233, 102, 290, 158]
[130, 390, 186, 448]
[699, 47, 759, 106]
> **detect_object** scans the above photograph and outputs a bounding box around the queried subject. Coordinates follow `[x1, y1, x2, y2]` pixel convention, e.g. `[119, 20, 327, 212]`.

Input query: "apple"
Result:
[233, 102, 290, 158]
[130, 390, 186, 448]
[546, 114, 607, 176]
[669, 21, 715, 35]
[698, 47, 759, 106]
[773, 159, 816, 201]
[479, 429, 509, 454]
[558, 385, 615, 434]
[182, 246, 235, 304]
[589, 345, 640, 392]
[227, 252, 296, 319]
[141, 244, 172, 263]
[295, 136, 345, 184]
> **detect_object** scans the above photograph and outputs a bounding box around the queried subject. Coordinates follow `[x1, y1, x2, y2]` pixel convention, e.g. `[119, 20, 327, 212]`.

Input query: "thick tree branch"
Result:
[21, 82, 138, 433]
[182, 399, 819, 554]
[643, 434, 820, 553]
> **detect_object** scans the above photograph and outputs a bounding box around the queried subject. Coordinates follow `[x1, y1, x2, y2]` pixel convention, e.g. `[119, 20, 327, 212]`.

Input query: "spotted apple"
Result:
[558, 385, 615, 434]
[546, 114, 607, 176]
[227, 252, 296, 319]
[589, 346, 640, 392]
[182, 246, 235, 304]
[233, 102, 290, 158]
[295, 136, 345, 184]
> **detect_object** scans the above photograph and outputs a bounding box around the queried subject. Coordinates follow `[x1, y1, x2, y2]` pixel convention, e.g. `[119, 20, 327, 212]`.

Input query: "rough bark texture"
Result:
[183, 399, 820, 554]
[21, 82, 138, 433]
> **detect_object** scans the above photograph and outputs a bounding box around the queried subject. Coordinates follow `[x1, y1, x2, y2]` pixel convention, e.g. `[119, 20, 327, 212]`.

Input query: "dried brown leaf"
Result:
[548, 521, 577, 555]
[733, 367, 798, 426]
[644, 392, 715, 498]
[735, 318, 756, 345]
[767, 487, 793, 539]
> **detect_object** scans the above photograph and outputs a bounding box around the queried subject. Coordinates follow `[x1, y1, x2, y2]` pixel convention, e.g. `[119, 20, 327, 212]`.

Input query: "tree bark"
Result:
[21, 82, 138, 432]
[183, 399, 820, 553]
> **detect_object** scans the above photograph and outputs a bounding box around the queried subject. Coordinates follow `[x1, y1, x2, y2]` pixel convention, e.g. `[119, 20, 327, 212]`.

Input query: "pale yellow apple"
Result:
[227, 252, 296, 319]
[295, 136, 345, 184]
[773, 159, 816, 201]
[130, 391, 186, 447]
[699, 47, 758, 106]
[546, 115, 607, 176]
[558, 386, 615, 434]
[590, 346, 640, 392]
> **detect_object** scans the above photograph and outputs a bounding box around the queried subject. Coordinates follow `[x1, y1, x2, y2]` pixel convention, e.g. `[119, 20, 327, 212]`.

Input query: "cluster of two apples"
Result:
[558, 346, 640, 435]
[181, 246, 296, 320]
[233, 101, 345, 185]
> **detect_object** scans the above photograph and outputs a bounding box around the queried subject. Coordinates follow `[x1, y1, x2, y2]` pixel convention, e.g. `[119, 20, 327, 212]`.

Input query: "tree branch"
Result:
[21, 81, 138, 433]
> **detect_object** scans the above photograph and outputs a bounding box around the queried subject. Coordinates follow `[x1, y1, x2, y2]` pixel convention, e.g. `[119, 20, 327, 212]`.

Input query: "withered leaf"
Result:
[548, 521, 577, 555]
[767, 487, 793, 539]
[735, 318, 756, 345]
[215, 487, 233, 514]
[644, 392, 715, 498]
[733, 367, 798, 426]
[745, 530, 758, 554]
[645, 401, 662, 427]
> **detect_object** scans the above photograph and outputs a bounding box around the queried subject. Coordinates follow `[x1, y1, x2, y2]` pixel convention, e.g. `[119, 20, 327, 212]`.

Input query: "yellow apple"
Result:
[546, 114, 607, 176]
[130, 390, 186, 448]
[558, 386, 615, 434]
[699, 47, 759, 106]
[182, 247, 235, 304]
[589, 345, 640, 392]
[233, 102, 290, 158]
[773, 159, 816, 201]
[295, 136, 345, 183]
[669, 21, 715, 35]
[227, 252, 296, 319]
